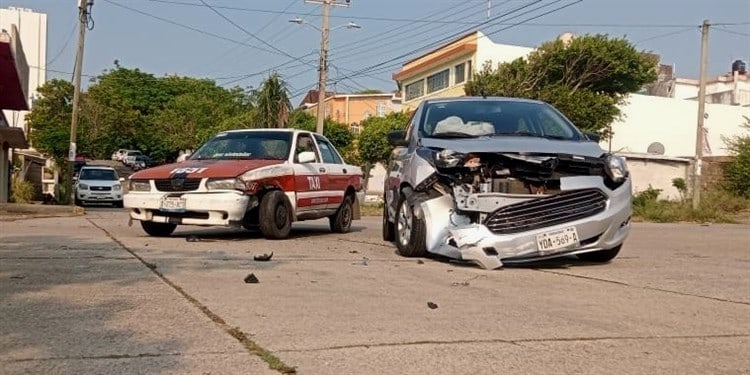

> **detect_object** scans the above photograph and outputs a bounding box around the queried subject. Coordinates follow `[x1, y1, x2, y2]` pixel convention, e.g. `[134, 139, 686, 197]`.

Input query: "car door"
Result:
[291, 133, 329, 213]
[313, 135, 350, 209]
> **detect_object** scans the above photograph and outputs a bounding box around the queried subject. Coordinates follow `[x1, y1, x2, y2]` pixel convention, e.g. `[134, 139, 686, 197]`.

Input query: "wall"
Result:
[475, 33, 533, 71]
[621, 153, 691, 200]
[605, 94, 750, 157]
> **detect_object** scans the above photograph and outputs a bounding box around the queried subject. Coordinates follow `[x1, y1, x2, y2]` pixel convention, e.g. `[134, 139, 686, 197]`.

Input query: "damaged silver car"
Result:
[382, 97, 632, 269]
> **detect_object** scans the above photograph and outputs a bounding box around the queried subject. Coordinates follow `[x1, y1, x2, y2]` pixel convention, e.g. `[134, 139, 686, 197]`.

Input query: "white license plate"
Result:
[536, 227, 580, 253]
[160, 197, 186, 212]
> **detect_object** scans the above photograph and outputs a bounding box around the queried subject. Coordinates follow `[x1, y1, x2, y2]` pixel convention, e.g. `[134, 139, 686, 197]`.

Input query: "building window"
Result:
[376, 101, 387, 117]
[405, 80, 424, 101]
[427, 69, 449, 93]
[455, 63, 466, 84]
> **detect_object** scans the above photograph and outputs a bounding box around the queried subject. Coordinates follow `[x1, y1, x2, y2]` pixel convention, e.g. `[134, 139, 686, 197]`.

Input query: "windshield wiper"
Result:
[494, 132, 569, 140]
[428, 131, 482, 139]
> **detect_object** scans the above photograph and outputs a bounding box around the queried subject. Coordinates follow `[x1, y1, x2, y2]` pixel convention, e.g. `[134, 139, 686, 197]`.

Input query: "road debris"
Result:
[349, 250, 359, 254]
[10, 275, 25, 280]
[417, 259, 424, 264]
[186, 235, 201, 242]
[244, 273, 259, 283]
[145, 262, 157, 270]
[427, 302, 438, 309]
[254, 252, 273, 261]
[352, 257, 369, 266]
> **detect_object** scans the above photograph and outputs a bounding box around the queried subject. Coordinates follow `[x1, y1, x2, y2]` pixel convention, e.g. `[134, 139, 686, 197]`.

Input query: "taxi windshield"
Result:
[190, 131, 292, 161]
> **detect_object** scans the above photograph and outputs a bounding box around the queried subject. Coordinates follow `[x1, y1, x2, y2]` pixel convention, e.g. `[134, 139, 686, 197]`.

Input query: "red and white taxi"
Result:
[124, 129, 364, 239]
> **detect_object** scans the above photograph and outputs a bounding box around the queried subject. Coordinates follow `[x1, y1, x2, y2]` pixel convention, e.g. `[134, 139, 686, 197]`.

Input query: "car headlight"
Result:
[78, 183, 89, 190]
[112, 184, 122, 191]
[128, 180, 151, 192]
[435, 149, 465, 168]
[239, 165, 293, 182]
[606, 155, 629, 182]
[206, 178, 245, 191]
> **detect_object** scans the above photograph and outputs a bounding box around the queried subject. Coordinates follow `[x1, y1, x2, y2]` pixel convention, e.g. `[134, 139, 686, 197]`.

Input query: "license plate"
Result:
[536, 227, 580, 253]
[160, 197, 186, 212]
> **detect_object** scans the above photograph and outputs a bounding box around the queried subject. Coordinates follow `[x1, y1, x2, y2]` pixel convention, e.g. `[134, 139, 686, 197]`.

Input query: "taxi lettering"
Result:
[170, 167, 207, 174]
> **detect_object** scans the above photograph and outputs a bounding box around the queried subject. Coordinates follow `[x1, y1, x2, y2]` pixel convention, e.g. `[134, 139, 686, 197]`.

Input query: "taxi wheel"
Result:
[259, 190, 292, 239]
[577, 245, 622, 263]
[140, 221, 177, 237]
[395, 195, 427, 257]
[330, 195, 353, 233]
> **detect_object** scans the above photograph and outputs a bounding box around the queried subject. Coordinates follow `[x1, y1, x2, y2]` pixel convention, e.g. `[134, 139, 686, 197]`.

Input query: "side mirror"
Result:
[583, 131, 601, 142]
[298, 151, 316, 163]
[119, 177, 125, 182]
[387, 130, 408, 147]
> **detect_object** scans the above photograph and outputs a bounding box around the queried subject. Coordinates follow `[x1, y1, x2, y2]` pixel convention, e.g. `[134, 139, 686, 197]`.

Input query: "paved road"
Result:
[1, 210, 749, 374]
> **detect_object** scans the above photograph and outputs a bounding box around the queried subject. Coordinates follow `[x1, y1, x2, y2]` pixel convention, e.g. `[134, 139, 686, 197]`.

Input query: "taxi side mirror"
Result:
[298, 151, 316, 163]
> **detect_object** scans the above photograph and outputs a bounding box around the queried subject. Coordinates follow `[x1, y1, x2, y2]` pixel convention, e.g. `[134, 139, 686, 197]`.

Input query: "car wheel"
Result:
[329, 195, 353, 233]
[382, 197, 395, 241]
[394, 195, 427, 257]
[140, 221, 177, 237]
[577, 245, 622, 263]
[259, 190, 292, 239]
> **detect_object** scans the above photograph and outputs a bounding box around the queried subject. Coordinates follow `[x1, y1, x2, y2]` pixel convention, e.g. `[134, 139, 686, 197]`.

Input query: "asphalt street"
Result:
[1, 208, 749, 374]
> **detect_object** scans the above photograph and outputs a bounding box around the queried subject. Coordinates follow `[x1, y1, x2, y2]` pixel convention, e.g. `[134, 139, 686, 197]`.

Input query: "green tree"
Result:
[465, 34, 658, 135]
[357, 112, 410, 189]
[253, 72, 292, 128]
[26, 79, 76, 163]
[287, 109, 353, 150]
[724, 117, 750, 197]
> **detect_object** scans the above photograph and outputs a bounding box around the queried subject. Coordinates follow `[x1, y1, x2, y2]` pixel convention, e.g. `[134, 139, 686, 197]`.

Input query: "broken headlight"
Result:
[435, 149, 465, 168]
[605, 155, 629, 182]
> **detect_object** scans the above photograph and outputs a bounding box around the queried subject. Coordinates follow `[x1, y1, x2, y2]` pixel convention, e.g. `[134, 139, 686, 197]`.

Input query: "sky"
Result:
[2, 0, 749, 104]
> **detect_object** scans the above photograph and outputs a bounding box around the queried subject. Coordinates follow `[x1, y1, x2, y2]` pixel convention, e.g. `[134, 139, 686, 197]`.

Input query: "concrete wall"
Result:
[621, 153, 691, 200]
[604, 94, 750, 157]
[475, 34, 533, 71]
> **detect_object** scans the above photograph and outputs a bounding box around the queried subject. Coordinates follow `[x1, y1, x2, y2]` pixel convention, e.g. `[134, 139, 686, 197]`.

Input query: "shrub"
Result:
[723, 117, 750, 197]
[11, 177, 34, 203]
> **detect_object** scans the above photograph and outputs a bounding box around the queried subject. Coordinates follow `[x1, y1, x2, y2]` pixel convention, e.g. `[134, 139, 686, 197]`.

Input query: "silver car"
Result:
[382, 97, 632, 269]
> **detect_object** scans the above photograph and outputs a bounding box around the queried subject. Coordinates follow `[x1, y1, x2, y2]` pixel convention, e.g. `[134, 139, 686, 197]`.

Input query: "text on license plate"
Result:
[536, 227, 580, 253]
[160, 197, 186, 212]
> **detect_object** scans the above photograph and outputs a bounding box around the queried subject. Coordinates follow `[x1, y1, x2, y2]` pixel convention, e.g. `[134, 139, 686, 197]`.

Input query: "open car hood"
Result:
[130, 159, 285, 179]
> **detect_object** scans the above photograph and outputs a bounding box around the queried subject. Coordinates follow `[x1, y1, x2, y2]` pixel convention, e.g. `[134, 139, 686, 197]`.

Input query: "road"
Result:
[2, 209, 749, 374]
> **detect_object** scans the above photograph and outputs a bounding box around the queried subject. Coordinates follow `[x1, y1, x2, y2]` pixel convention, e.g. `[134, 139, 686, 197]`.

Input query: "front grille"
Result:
[484, 189, 608, 235]
[90, 186, 112, 191]
[154, 178, 201, 192]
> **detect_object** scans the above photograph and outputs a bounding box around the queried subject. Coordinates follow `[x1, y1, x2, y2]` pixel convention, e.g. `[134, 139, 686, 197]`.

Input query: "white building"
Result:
[0, 6, 47, 132]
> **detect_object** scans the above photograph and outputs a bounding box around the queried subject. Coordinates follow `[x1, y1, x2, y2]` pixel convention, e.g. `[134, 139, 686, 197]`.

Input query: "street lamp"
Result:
[289, 17, 361, 133]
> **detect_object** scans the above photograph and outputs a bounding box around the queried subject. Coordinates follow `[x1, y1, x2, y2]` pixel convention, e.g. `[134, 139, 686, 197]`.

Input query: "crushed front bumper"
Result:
[124, 191, 252, 226]
[420, 176, 632, 269]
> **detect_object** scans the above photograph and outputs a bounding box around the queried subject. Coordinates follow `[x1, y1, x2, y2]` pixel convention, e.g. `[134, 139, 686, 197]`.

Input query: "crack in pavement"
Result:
[0, 350, 244, 363]
[534, 269, 750, 306]
[87, 219, 298, 374]
[277, 333, 750, 353]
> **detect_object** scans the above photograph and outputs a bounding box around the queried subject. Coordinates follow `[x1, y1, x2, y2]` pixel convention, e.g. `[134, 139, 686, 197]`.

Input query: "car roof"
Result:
[222, 128, 317, 135]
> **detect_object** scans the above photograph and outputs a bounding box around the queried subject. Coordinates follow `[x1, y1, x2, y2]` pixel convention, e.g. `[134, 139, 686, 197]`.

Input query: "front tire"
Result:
[140, 221, 177, 237]
[382, 198, 395, 241]
[329, 195, 353, 233]
[259, 190, 292, 239]
[577, 245, 622, 262]
[395, 195, 427, 257]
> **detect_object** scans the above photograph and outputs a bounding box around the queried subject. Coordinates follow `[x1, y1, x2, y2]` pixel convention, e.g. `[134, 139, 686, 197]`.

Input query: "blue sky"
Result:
[3, 0, 749, 103]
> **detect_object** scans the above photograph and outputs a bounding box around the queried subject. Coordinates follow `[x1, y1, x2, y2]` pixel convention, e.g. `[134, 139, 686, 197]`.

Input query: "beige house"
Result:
[392, 30, 534, 110]
[298, 90, 402, 132]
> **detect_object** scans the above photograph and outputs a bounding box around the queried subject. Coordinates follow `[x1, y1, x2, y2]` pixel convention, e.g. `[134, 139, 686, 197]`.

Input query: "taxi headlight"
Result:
[128, 180, 151, 192]
[206, 178, 244, 191]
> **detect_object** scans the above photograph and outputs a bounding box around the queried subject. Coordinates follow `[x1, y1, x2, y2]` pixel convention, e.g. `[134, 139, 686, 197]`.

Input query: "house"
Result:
[392, 30, 534, 111]
[0, 25, 29, 202]
[298, 90, 402, 132]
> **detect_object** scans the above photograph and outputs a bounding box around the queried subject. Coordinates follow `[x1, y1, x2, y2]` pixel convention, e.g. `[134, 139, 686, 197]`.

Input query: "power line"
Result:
[714, 26, 750, 37]
[636, 27, 699, 43]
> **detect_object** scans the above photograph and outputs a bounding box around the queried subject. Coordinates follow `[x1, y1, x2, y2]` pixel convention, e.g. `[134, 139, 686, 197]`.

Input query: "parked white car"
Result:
[122, 150, 144, 167]
[111, 149, 128, 161]
[75, 166, 125, 207]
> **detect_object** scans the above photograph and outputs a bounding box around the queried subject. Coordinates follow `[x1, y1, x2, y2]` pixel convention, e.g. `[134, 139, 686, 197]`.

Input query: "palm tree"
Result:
[253, 72, 292, 128]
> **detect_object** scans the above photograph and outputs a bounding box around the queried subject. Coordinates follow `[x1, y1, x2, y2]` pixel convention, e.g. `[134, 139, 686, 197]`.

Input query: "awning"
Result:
[0, 126, 28, 148]
[0, 25, 30, 111]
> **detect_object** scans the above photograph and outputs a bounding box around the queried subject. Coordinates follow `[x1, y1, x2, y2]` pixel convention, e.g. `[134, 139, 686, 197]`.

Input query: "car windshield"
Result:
[190, 131, 292, 161]
[420, 100, 581, 140]
[127, 151, 141, 156]
[79, 169, 118, 181]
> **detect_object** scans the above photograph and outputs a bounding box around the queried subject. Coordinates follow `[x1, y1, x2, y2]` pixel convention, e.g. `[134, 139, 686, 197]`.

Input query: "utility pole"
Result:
[692, 19, 709, 210]
[67, 0, 92, 205]
[305, 0, 351, 134]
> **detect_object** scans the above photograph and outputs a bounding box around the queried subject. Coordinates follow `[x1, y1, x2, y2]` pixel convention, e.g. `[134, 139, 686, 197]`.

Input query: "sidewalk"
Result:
[0, 215, 275, 374]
